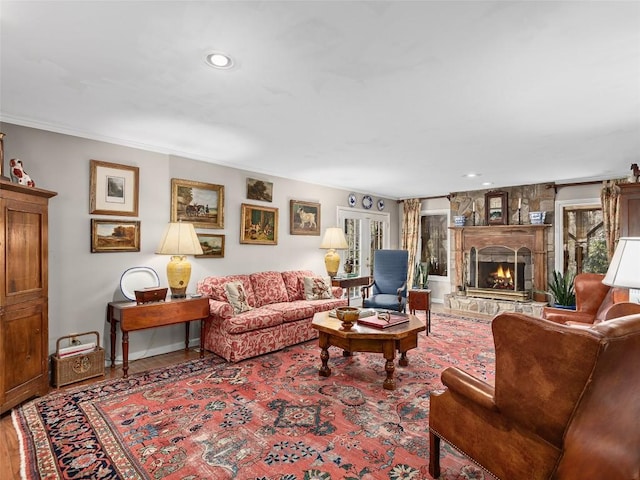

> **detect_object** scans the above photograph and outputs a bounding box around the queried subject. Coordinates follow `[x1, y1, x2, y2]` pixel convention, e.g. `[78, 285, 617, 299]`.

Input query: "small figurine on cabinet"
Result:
[9, 159, 35, 187]
[630, 163, 640, 183]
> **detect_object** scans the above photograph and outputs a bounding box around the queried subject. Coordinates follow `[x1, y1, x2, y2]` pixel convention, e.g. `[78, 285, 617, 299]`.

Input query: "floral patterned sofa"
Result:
[197, 270, 347, 362]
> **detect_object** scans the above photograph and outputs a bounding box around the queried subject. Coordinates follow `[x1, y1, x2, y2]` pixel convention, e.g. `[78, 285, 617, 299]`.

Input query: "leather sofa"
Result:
[197, 270, 347, 362]
[429, 311, 640, 480]
[542, 272, 639, 324]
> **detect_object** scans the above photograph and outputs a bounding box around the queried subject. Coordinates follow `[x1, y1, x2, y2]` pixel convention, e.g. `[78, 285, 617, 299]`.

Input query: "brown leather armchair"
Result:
[429, 312, 640, 480]
[542, 272, 639, 324]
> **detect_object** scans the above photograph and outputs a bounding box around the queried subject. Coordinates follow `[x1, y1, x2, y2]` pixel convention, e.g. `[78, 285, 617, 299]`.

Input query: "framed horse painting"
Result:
[290, 200, 321, 236]
[170, 178, 224, 229]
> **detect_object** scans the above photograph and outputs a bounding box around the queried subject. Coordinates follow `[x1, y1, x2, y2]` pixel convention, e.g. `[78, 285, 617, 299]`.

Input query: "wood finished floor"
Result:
[0, 304, 459, 479]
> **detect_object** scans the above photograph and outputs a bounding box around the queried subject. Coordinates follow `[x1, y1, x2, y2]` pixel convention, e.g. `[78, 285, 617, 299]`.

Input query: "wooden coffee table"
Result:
[311, 311, 426, 390]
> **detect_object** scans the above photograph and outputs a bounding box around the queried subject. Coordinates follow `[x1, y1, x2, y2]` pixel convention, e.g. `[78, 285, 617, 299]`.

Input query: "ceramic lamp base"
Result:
[167, 255, 191, 298]
[324, 249, 341, 277]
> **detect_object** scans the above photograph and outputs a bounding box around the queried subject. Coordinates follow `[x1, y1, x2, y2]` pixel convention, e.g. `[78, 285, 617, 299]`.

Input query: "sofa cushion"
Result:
[222, 308, 283, 334]
[262, 301, 317, 323]
[198, 275, 256, 306]
[281, 270, 315, 301]
[224, 281, 253, 314]
[303, 276, 332, 300]
[250, 271, 289, 307]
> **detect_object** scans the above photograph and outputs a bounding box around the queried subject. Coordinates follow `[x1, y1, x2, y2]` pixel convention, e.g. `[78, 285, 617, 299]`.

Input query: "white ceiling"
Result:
[1, 1, 639, 199]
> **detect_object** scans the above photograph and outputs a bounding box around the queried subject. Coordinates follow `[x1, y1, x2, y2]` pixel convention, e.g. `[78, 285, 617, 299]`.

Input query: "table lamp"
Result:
[602, 237, 640, 294]
[320, 227, 348, 277]
[156, 222, 203, 298]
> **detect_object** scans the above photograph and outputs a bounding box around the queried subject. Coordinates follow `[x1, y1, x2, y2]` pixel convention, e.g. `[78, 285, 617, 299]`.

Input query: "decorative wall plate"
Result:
[377, 199, 385, 211]
[348, 193, 357, 207]
[362, 195, 373, 209]
[120, 267, 160, 301]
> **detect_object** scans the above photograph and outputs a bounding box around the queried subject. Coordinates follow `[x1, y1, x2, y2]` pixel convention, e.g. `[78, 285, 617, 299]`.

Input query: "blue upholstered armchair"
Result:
[361, 249, 409, 312]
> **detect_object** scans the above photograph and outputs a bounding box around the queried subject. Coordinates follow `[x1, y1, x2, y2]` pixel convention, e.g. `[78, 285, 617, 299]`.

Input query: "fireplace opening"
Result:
[478, 261, 525, 290]
[467, 245, 532, 301]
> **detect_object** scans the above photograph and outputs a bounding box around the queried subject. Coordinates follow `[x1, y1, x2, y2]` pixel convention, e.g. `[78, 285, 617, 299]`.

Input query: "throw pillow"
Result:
[303, 276, 332, 300]
[224, 281, 253, 314]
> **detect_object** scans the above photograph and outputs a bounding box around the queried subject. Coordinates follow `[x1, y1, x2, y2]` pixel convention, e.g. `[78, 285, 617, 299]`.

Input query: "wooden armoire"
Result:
[0, 181, 56, 414]
[618, 182, 640, 237]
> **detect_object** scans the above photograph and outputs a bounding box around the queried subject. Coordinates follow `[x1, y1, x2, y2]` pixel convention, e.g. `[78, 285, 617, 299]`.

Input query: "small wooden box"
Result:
[52, 331, 105, 388]
[135, 287, 168, 304]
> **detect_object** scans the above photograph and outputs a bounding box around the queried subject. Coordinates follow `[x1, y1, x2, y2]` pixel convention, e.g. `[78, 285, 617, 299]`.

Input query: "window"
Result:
[420, 214, 448, 277]
[562, 206, 608, 275]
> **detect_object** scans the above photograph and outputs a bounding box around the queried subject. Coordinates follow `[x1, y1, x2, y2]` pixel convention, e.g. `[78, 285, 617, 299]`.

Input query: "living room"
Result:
[1, 1, 639, 479]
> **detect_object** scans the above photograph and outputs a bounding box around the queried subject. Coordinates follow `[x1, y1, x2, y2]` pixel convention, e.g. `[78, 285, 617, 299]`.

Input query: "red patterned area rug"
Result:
[13, 312, 496, 480]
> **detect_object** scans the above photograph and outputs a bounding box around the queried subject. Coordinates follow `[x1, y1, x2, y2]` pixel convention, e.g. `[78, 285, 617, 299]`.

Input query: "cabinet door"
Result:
[1, 302, 48, 410]
[619, 184, 640, 237]
[1, 196, 48, 307]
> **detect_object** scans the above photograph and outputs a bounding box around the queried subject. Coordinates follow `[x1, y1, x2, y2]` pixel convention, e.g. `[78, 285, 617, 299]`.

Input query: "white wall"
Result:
[1, 123, 398, 361]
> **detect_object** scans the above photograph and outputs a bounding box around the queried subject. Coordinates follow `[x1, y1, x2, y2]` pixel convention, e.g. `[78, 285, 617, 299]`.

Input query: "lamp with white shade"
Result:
[156, 222, 203, 298]
[320, 227, 348, 278]
[603, 237, 640, 301]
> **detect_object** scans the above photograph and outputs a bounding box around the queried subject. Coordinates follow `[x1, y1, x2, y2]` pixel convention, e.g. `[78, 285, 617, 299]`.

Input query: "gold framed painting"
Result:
[196, 233, 225, 258]
[246, 177, 273, 202]
[91, 219, 140, 253]
[240, 203, 278, 245]
[171, 178, 224, 229]
[485, 190, 509, 225]
[90, 160, 139, 216]
[290, 200, 320, 236]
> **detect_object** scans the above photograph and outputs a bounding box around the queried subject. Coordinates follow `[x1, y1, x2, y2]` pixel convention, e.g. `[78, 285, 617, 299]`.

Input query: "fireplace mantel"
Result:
[451, 224, 551, 302]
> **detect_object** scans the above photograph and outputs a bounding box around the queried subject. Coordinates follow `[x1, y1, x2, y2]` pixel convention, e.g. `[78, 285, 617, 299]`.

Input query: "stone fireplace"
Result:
[451, 224, 550, 303]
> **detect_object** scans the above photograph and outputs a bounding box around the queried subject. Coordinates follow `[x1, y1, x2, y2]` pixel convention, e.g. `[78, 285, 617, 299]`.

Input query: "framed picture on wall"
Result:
[91, 219, 140, 252]
[290, 200, 320, 236]
[90, 160, 139, 216]
[240, 203, 278, 245]
[171, 178, 224, 229]
[485, 191, 509, 225]
[195, 233, 225, 258]
[246, 177, 273, 202]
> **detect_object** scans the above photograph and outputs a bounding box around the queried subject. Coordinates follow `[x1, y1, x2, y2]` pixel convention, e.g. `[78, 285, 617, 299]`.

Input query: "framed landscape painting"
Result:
[89, 160, 139, 216]
[290, 200, 320, 236]
[171, 178, 224, 229]
[485, 191, 509, 225]
[91, 219, 140, 253]
[246, 178, 273, 202]
[240, 203, 278, 245]
[196, 233, 225, 258]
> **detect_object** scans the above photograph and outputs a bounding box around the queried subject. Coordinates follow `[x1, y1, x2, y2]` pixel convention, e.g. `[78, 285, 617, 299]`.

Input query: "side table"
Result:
[331, 275, 371, 305]
[409, 289, 431, 334]
[107, 296, 210, 378]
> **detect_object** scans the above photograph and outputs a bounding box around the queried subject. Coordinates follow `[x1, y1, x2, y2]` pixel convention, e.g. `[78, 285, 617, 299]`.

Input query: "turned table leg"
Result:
[383, 340, 396, 390]
[318, 333, 331, 377]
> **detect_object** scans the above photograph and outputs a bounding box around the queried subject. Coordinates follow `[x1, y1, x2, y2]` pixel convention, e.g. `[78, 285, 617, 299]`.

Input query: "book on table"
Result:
[357, 311, 410, 329]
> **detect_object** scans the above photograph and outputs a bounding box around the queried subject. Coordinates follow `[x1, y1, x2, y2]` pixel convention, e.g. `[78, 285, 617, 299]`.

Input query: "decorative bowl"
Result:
[335, 306, 360, 331]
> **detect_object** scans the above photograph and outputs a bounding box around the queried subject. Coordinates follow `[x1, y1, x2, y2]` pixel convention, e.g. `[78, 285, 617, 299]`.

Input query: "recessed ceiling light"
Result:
[205, 52, 233, 69]
[482, 181, 493, 186]
[464, 173, 481, 178]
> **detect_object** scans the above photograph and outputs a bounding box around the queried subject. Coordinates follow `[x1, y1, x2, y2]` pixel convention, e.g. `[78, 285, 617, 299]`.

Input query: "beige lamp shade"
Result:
[602, 237, 640, 289]
[320, 227, 348, 277]
[156, 222, 203, 297]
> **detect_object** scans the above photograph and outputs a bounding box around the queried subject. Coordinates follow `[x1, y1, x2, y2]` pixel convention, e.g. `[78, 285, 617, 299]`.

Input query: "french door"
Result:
[337, 207, 390, 279]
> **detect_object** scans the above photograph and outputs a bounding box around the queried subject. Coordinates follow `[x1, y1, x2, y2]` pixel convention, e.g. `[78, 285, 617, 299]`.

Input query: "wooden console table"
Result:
[331, 275, 371, 305]
[107, 296, 210, 378]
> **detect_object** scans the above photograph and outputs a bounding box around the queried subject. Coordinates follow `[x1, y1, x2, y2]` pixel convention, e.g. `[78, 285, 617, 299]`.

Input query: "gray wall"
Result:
[1, 122, 399, 361]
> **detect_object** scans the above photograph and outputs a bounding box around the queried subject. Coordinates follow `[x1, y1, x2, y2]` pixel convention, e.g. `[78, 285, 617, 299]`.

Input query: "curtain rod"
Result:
[397, 180, 608, 203]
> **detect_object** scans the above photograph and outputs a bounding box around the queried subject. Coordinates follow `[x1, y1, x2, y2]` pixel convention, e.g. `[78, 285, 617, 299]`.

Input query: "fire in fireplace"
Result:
[467, 246, 531, 301]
